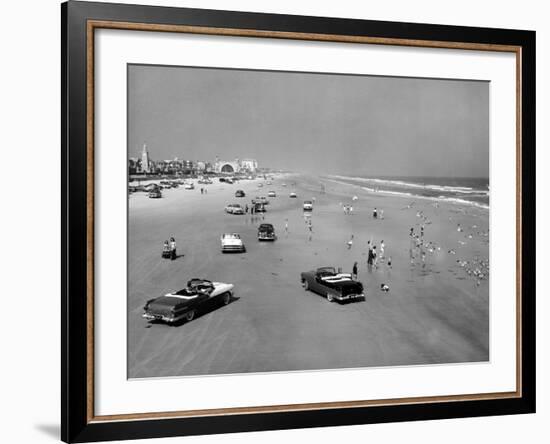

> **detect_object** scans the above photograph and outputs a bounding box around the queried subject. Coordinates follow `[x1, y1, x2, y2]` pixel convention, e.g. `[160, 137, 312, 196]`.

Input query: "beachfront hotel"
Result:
[128, 146, 257, 176]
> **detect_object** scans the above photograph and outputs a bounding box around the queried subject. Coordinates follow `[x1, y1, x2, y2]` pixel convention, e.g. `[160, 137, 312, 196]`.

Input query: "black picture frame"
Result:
[62, 1, 536, 442]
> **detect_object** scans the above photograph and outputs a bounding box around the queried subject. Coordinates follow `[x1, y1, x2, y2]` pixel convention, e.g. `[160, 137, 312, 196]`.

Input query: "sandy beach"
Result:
[128, 173, 489, 378]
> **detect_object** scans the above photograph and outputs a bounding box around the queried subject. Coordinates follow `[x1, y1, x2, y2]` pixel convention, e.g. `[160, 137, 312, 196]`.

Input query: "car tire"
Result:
[185, 310, 195, 322]
[327, 293, 334, 303]
[304, 280, 309, 291]
[222, 292, 231, 305]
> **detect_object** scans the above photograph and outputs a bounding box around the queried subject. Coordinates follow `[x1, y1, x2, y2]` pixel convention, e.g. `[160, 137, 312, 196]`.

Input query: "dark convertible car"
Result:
[300, 267, 364, 303]
[142, 278, 234, 324]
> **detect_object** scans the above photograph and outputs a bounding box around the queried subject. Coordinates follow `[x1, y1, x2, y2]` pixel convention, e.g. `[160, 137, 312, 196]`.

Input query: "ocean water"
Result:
[326, 175, 489, 209]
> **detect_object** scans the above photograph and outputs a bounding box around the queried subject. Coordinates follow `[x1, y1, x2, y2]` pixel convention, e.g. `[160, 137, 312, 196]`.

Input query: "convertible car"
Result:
[225, 203, 245, 215]
[300, 267, 365, 303]
[221, 233, 246, 253]
[143, 279, 234, 324]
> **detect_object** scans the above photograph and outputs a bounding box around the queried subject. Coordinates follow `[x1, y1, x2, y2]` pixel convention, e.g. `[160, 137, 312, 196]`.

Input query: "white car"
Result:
[303, 200, 313, 211]
[221, 233, 246, 253]
[225, 204, 245, 215]
[289, 192, 297, 198]
[268, 191, 276, 197]
[184, 183, 195, 190]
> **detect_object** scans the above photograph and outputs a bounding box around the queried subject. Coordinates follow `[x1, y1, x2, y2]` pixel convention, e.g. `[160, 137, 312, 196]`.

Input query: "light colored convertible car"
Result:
[221, 233, 246, 253]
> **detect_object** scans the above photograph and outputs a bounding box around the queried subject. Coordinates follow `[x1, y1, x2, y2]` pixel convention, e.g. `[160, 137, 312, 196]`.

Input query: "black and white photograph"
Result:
[127, 64, 490, 379]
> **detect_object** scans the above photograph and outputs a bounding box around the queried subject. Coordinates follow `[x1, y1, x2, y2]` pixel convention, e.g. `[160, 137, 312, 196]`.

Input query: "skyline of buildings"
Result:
[129, 144, 260, 176]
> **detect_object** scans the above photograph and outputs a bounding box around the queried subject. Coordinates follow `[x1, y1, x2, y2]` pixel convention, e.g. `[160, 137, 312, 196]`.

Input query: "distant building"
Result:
[214, 158, 258, 174]
[240, 158, 258, 173]
[128, 158, 138, 175]
[181, 160, 194, 173]
[140, 144, 151, 173]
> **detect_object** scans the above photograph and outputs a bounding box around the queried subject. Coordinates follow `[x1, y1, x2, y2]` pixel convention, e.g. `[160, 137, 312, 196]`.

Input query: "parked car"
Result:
[221, 233, 246, 253]
[303, 200, 313, 211]
[252, 202, 266, 213]
[258, 223, 276, 241]
[252, 196, 269, 205]
[289, 192, 297, 198]
[267, 191, 276, 198]
[142, 278, 234, 324]
[225, 204, 245, 215]
[148, 189, 162, 198]
[235, 190, 246, 198]
[184, 183, 195, 190]
[300, 267, 365, 303]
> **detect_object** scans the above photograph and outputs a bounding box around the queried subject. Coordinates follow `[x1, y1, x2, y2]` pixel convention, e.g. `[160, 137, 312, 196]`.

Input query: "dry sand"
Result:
[128, 173, 489, 378]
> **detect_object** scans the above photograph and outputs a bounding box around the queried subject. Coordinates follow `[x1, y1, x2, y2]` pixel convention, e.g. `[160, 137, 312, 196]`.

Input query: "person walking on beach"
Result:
[387, 256, 392, 269]
[367, 245, 375, 267]
[285, 218, 289, 234]
[373, 207, 378, 219]
[352, 262, 358, 279]
[245, 204, 249, 214]
[380, 240, 385, 260]
[372, 245, 378, 268]
[347, 234, 354, 250]
[380, 209, 384, 220]
[169, 237, 177, 260]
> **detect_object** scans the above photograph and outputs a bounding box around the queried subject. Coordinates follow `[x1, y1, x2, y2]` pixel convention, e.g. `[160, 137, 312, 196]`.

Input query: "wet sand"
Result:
[128, 173, 489, 378]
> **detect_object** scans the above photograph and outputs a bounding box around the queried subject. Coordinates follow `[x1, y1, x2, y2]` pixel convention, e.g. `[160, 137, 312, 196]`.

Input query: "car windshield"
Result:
[317, 267, 336, 277]
[223, 234, 240, 239]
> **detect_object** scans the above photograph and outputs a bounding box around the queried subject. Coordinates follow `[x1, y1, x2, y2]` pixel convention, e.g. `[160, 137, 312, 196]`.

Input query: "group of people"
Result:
[372, 207, 384, 219]
[348, 238, 392, 274]
[162, 237, 177, 260]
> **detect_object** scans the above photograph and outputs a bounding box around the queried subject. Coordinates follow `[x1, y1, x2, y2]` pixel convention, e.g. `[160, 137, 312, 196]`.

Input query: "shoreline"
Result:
[323, 176, 490, 210]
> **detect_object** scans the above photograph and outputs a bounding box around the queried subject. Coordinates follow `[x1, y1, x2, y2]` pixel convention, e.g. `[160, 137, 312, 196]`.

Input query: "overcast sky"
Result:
[128, 64, 489, 178]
